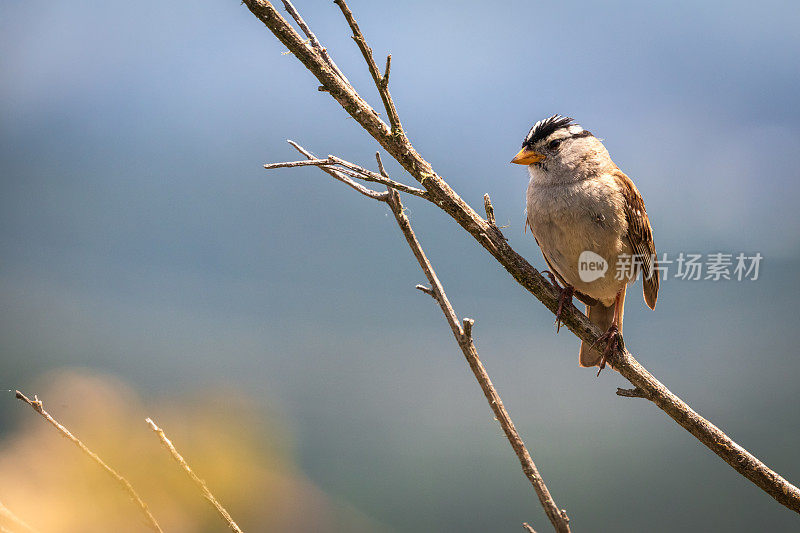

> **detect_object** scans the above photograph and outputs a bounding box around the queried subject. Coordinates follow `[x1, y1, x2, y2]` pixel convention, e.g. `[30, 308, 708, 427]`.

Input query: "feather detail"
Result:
[611, 169, 659, 309]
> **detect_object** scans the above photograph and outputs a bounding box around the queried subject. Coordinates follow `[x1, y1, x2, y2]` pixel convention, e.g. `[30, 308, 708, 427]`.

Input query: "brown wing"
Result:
[611, 169, 659, 309]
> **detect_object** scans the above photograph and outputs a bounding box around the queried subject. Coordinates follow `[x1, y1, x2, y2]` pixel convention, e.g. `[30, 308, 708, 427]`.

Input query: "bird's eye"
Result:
[548, 139, 562, 150]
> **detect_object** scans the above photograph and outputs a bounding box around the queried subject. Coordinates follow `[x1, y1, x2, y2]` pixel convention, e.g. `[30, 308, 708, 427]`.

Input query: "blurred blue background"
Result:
[1, 0, 799, 531]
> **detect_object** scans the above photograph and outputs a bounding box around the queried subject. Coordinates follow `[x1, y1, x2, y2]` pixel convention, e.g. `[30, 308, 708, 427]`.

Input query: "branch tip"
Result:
[616, 387, 650, 399]
[462, 317, 475, 339]
[415, 284, 435, 298]
[375, 151, 388, 177]
[484, 193, 496, 226]
[381, 54, 391, 87]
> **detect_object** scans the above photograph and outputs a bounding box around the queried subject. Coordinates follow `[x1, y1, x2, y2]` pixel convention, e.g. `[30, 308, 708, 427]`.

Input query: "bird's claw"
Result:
[542, 271, 573, 333]
[593, 325, 622, 376]
[554, 285, 574, 333]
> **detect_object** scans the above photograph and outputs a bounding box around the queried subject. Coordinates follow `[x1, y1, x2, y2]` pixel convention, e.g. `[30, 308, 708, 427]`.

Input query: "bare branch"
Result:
[333, 0, 402, 133]
[14, 391, 163, 532]
[241, 0, 800, 513]
[0, 500, 38, 533]
[145, 419, 243, 533]
[523, 523, 538, 533]
[280, 0, 350, 86]
[384, 188, 571, 533]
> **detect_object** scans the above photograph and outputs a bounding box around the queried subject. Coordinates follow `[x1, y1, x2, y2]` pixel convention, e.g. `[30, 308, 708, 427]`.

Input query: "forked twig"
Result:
[14, 391, 163, 532]
[287, 140, 388, 200]
[333, 0, 402, 133]
[264, 154, 427, 199]
[145, 418, 243, 533]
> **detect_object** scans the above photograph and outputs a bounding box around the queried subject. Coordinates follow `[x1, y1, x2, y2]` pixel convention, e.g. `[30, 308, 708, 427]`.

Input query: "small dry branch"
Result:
[145, 418, 243, 533]
[332, 0, 401, 132]
[14, 391, 163, 532]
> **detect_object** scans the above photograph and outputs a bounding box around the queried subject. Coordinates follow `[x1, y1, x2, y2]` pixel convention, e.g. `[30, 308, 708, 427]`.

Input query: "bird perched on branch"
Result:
[511, 115, 658, 371]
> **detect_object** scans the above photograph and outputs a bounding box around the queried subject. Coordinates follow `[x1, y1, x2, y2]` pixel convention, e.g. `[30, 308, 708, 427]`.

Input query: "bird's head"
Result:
[511, 115, 606, 178]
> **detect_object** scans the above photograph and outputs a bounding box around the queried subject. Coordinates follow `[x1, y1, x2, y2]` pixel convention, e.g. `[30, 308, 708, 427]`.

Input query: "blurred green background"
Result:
[1, 1, 799, 531]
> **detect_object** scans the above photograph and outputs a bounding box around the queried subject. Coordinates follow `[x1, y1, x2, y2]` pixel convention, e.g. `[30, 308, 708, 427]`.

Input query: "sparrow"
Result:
[511, 115, 658, 370]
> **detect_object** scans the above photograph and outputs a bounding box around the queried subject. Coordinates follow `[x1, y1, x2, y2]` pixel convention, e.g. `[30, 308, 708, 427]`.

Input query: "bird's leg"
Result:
[596, 290, 625, 376]
[542, 270, 574, 333]
[554, 285, 574, 333]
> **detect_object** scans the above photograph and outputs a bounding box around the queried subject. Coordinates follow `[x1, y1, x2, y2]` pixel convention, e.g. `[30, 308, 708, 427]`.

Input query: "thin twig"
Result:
[14, 391, 163, 532]
[241, 1, 800, 513]
[523, 523, 538, 533]
[0, 500, 38, 533]
[384, 188, 570, 532]
[333, 0, 402, 133]
[287, 140, 388, 200]
[264, 153, 427, 199]
[145, 418, 243, 533]
[327, 155, 426, 198]
[280, 0, 350, 86]
[375, 151, 388, 178]
[263, 158, 330, 169]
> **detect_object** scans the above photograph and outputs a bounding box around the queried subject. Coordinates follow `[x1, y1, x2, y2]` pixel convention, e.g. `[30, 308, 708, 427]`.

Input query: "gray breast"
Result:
[526, 177, 629, 302]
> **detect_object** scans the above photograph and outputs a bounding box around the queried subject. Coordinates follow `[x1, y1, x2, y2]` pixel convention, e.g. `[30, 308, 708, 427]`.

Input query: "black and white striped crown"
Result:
[523, 115, 581, 147]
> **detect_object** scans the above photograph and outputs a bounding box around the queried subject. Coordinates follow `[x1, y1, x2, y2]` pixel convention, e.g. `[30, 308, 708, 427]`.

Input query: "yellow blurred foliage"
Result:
[0, 371, 380, 533]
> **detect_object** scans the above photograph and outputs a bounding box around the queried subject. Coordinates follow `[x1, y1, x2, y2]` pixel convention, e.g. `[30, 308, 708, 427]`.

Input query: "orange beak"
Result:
[510, 147, 545, 165]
